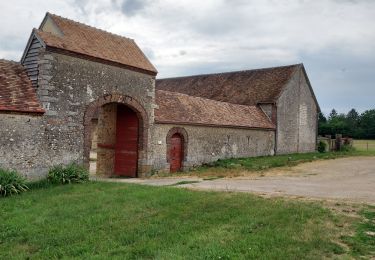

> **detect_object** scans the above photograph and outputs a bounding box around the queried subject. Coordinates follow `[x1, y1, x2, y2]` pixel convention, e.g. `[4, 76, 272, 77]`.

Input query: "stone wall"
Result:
[276, 68, 317, 154]
[96, 104, 117, 176]
[41, 51, 155, 177]
[150, 124, 275, 172]
[0, 112, 86, 180]
[1, 50, 155, 179]
[297, 72, 318, 152]
[0, 114, 59, 180]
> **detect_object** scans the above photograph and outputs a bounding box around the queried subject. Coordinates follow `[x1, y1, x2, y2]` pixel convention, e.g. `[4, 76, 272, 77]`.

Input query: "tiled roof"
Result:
[155, 90, 275, 130]
[35, 13, 157, 75]
[156, 64, 300, 105]
[0, 59, 44, 114]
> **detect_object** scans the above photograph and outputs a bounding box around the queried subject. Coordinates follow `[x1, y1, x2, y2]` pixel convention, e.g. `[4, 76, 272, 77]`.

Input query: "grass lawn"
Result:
[161, 150, 375, 178]
[353, 139, 375, 152]
[1, 182, 374, 259]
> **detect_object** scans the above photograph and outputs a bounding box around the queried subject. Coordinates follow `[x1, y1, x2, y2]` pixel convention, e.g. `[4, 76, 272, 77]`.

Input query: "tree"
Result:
[318, 112, 329, 136]
[329, 113, 349, 136]
[328, 109, 338, 120]
[318, 112, 327, 123]
[346, 108, 360, 138]
[359, 109, 375, 139]
[347, 108, 359, 123]
[318, 108, 374, 139]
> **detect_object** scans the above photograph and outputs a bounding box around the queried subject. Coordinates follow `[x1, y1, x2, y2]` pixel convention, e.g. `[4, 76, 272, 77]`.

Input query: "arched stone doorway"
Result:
[166, 127, 188, 172]
[83, 94, 148, 177]
[169, 133, 184, 172]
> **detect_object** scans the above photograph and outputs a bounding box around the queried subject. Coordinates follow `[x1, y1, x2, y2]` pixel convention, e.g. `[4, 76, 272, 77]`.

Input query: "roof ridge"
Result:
[0, 59, 20, 65]
[156, 89, 259, 109]
[47, 12, 135, 42]
[157, 64, 302, 81]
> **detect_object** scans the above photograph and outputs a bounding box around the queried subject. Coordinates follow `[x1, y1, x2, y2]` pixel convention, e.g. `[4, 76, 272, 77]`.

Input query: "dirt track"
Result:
[182, 157, 375, 204]
[95, 157, 375, 204]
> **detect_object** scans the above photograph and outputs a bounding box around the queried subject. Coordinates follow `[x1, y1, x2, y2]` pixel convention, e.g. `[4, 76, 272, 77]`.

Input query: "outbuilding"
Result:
[0, 13, 319, 179]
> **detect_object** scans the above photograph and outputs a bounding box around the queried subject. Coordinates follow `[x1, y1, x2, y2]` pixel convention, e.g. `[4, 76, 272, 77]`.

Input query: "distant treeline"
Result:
[318, 109, 375, 139]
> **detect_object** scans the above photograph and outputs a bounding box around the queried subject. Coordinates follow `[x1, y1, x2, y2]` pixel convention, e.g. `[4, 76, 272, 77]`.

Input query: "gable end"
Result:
[39, 12, 64, 37]
[301, 66, 321, 112]
[20, 31, 46, 88]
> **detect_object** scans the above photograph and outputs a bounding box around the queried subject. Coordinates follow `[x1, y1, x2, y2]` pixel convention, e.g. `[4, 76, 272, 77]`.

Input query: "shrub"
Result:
[0, 168, 28, 197]
[47, 164, 89, 185]
[318, 141, 327, 153]
[341, 144, 355, 152]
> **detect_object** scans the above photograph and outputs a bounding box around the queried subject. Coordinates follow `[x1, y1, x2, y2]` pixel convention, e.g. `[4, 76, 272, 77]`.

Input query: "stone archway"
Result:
[83, 94, 149, 177]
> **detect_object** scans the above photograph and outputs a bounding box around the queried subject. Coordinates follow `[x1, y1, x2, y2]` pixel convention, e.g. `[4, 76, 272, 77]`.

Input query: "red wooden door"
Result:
[114, 105, 138, 177]
[170, 133, 183, 172]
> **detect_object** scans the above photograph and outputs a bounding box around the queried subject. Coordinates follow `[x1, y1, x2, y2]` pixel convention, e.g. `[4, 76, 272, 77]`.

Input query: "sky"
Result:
[0, 0, 374, 115]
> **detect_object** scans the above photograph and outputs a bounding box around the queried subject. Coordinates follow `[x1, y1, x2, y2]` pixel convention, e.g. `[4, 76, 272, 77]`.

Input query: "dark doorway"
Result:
[169, 133, 183, 172]
[114, 105, 139, 177]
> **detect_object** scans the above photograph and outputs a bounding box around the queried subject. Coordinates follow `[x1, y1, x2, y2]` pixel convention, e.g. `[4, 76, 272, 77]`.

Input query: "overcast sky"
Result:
[0, 0, 374, 115]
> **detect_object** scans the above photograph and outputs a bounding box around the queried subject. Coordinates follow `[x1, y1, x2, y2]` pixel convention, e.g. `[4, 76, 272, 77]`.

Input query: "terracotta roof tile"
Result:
[155, 90, 275, 129]
[156, 64, 300, 105]
[0, 59, 44, 114]
[36, 13, 157, 75]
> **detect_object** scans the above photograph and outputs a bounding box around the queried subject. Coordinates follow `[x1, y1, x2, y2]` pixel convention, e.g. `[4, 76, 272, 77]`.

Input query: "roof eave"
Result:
[0, 108, 45, 115]
[300, 65, 321, 113]
[45, 46, 158, 76]
[257, 101, 276, 105]
[154, 120, 276, 131]
[131, 39, 158, 74]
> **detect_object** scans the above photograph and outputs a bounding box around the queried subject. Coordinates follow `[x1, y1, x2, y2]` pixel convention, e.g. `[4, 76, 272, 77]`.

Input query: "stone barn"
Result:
[0, 13, 320, 179]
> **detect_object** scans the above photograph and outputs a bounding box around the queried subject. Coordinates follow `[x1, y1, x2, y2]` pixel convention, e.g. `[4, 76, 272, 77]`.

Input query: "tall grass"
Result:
[47, 163, 89, 184]
[0, 168, 28, 197]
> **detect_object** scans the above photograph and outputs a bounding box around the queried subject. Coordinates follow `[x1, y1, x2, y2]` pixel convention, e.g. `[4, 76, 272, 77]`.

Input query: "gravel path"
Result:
[92, 157, 375, 204]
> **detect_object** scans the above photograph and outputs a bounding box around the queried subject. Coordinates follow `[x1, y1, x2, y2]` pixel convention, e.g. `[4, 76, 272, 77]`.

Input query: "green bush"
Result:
[318, 141, 327, 153]
[0, 168, 28, 197]
[47, 164, 89, 185]
[341, 144, 355, 152]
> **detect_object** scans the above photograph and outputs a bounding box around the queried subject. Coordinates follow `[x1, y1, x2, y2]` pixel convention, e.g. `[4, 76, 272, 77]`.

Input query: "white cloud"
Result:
[0, 0, 374, 111]
[2, 0, 374, 65]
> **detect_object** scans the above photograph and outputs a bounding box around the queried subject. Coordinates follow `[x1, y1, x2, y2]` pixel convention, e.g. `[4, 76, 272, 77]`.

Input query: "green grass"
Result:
[342, 206, 375, 257]
[353, 139, 375, 152]
[179, 150, 375, 177]
[0, 182, 373, 259]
